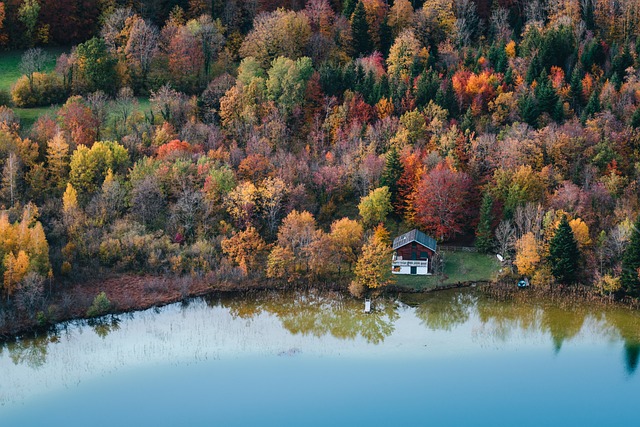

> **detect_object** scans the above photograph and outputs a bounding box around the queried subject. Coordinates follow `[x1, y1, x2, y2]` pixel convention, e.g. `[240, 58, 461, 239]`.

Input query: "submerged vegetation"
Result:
[0, 0, 639, 333]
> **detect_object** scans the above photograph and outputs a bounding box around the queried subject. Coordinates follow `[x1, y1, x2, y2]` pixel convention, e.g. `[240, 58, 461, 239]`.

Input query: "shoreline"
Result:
[1, 274, 635, 342]
[0, 273, 360, 340]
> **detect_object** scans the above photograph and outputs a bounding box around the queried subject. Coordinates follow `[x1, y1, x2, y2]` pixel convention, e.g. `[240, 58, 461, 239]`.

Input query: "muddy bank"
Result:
[0, 273, 351, 340]
[0, 275, 495, 340]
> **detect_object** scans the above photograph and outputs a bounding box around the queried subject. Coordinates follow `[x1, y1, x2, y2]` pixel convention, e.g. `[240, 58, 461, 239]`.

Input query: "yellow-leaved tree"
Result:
[350, 224, 394, 297]
[514, 232, 540, 277]
[0, 204, 51, 299]
[221, 226, 270, 276]
[3, 250, 29, 297]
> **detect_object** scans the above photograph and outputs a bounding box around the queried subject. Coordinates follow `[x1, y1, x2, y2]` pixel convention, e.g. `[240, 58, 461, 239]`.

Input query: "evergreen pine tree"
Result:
[526, 55, 542, 84]
[460, 107, 475, 133]
[535, 71, 558, 115]
[631, 107, 640, 128]
[342, 62, 357, 91]
[548, 215, 580, 284]
[503, 66, 513, 86]
[379, 16, 393, 57]
[375, 74, 391, 101]
[519, 93, 539, 127]
[552, 99, 565, 123]
[569, 66, 583, 110]
[355, 63, 365, 93]
[621, 216, 640, 296]
[612, 44, 633, 87]
[363, 70, 376, 104]
[475, 193, 494, 253]
[380, 147, 403, 206]
[351, 1, 372, 56]
[581, 89, 601, 123]
[416, 70, 439, 108]
[343, 0, 357, 18]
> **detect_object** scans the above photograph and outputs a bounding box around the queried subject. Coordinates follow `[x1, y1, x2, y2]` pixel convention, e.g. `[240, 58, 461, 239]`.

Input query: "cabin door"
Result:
[410, 266, 417, 275]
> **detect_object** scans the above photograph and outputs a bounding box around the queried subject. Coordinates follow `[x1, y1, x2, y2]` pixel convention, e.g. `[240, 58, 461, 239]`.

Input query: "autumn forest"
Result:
[1, 0, 640, 333]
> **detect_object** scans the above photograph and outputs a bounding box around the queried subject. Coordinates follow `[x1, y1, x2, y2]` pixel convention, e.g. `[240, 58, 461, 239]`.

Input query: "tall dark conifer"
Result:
[519, 93, 539, 127]
[380, 147, 403, 207]
[343, 0, 357, 18]
[621, 216, 640, 296]
[535, 71, 558, 115]
[581, 89, 601, 123]
[379, 16, 393, 57]
[475, 193, 494, 253]
[549, 215, 580, 284]
[351, 1, 372, 56]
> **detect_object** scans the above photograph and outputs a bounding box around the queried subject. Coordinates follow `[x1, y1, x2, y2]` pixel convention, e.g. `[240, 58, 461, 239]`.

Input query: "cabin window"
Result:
[420, 252, 428, 259]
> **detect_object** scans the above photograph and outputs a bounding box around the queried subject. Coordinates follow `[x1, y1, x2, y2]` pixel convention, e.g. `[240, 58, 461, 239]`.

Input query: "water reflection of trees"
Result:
[540, 306, 587, 353]
[89, 316, 121, 339]
[1, 333, 60, 369]
[475, 297, 539, 341]
[407, 291, 476, 331]
[212, 290, 399, 344]
[476, 297, 589, 351]
[604, 309, 640, 374]
[474, 292, 640, 373]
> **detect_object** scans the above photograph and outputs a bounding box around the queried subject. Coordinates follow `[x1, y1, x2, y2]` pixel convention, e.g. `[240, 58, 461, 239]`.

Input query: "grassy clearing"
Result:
[393, 251, 501, 291]
[0, 47, 66, 93]
[136, 97, 151, 112]
[14, 106, 57, 129]
[1, 47, 67, 130]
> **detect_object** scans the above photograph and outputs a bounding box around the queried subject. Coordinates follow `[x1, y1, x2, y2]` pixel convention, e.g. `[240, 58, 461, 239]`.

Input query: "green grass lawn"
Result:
[393, 251, 501, 291]
[135, 97, 151, 113]
[14, 106, 57, 129]
[1, 47, 68, 130]
[0, 47, 66, 93]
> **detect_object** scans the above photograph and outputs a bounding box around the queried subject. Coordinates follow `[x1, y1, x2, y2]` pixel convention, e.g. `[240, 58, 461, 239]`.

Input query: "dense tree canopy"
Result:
[0, 0, 640, 312]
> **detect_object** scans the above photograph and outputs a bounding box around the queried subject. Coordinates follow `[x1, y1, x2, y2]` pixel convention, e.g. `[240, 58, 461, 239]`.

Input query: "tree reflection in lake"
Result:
[3, 288, 640, 372]
[540, 305, 587, 353]
[404, 291, 475, 331]
[4, 333, 59, 369]
[475, 296, 539, 342]
[211, 290, 399, 344]
[89, 316, 121, 339]
[604, 308, 640, 374]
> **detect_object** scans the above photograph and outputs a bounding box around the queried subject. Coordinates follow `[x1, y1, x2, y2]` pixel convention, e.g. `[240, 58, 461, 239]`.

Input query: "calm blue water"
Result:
[1, 290, 639, 426]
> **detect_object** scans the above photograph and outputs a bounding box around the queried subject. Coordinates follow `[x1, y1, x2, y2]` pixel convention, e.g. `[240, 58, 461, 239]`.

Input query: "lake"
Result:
[1, 288, 640, 426]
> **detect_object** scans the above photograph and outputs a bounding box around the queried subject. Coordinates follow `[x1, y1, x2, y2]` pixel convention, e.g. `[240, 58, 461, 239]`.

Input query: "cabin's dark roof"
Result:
[392, 229, 437, 252]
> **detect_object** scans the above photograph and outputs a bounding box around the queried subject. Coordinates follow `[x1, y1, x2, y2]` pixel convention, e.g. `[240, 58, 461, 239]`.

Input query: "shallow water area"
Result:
[1, 288, 640, 426]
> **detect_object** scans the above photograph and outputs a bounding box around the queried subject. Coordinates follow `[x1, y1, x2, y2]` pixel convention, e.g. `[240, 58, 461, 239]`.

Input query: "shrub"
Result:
[0, 90, 12, 107]
[11, 72, 67, 107]
[0, 105, 18, 126]
[87, 291, 112, 317]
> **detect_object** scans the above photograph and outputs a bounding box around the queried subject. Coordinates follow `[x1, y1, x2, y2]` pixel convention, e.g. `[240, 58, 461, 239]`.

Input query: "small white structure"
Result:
[364, 299, 371, 313]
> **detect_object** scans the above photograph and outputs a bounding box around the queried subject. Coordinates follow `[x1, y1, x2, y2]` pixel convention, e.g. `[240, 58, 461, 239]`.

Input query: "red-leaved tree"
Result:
[412, 161, 472, 241]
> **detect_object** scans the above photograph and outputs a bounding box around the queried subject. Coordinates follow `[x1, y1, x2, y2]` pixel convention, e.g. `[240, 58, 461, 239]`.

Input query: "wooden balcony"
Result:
[391, 260, 428, 267]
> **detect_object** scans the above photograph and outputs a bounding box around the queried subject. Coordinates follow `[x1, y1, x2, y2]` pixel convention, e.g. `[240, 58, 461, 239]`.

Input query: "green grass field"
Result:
[1, 48, 68, 129]
[14, 106, 57, 129]
[393, 251, 501, 291]
[0, 47, 66, 92]
[135, 96, 151, 113]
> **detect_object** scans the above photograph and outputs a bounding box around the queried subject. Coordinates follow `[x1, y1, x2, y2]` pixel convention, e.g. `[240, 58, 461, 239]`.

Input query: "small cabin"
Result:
[392, 229, 437, 275]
